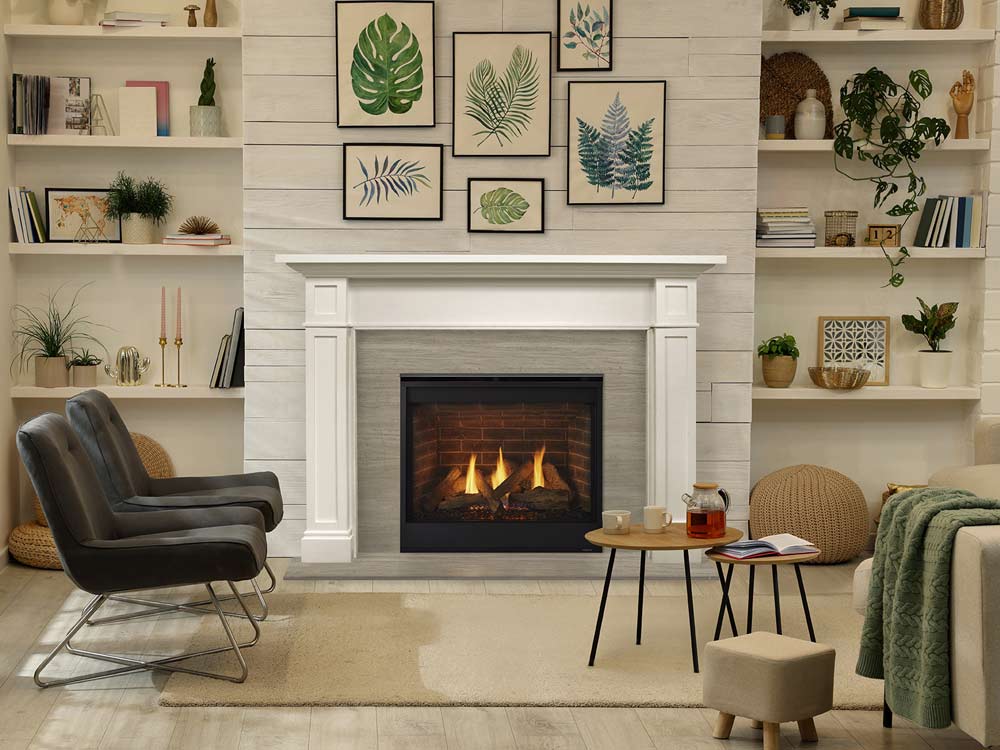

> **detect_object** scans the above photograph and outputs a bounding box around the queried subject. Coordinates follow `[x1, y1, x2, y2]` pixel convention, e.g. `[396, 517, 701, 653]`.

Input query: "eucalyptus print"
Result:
[563, 3, 610, 67]
[576, 93, 655, 198]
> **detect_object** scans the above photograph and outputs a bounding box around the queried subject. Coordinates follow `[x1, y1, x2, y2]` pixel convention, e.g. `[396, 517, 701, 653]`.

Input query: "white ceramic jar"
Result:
[795, 89, 826, 140]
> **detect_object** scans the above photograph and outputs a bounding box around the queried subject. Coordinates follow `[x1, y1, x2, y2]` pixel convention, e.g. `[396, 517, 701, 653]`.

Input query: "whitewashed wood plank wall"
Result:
[243, 0, 763, 556]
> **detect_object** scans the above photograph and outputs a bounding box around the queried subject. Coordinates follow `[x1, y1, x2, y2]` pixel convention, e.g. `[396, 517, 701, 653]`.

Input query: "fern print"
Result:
[353, 155, 431, 207]
[577, 118, 612, 191]
[563, 3, 610, 67]
[464, 45, 539, 147]
[600, 93, 630, 196]
[576, 92, 655, 199]
[620, 118, 655, 197]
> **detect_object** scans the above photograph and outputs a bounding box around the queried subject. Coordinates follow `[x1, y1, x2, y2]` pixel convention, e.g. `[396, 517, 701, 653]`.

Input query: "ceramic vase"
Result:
[121, 214, 155, 245]
[71, 364, 98, 387]
[35, 356, 69, 388]
[918, 351, 952, 388]
[794, 89, 826, 140]
[919, 0, 964, 28]
[190, 105, 222, 137]
[761, 355, 797, 388]
[48, 0, 85, 25]
[204, 0, 218, 27]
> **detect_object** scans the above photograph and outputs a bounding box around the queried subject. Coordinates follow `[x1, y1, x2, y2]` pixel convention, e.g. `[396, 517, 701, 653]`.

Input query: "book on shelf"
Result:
[757, 207, 816, 247]
[10, 74, 51, 135]
[211, 308, 245, 389]
[162, 233, 232, 246]
[913, 194, 985, 248]
[210, 335, 230, 389]
[841, 16, 907, 29]
[711, 533, 819, 560]
[8, 187, 47, 243]
[844, 6, 901, 17]
[125, 81, 169, 136]
[48, 76, 90, 135]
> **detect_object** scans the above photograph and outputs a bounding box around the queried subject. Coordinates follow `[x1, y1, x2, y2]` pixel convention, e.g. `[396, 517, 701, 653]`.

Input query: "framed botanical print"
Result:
[558, 0, 612, 71]
[335, 1, 436, 127]
[467, 178, 545, 234]
[567, 81, 666, 205]
[818, 316, 891, 386]
[452, 32, 551, 157]
[343, 143, 443, 220]
[44, 188, 121, 243]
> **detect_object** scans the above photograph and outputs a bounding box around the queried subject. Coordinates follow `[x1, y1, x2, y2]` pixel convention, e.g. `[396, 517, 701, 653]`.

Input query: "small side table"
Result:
[705, 551, 821, 643]
[584, 524, 743, 673]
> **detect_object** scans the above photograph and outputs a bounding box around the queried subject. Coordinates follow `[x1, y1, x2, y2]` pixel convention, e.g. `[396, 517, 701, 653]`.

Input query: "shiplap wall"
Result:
[242, 0, 763, 557]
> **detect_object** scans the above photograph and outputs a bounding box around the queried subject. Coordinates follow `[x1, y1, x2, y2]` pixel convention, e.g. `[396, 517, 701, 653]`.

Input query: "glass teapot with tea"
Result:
[683, 482, 730, 539]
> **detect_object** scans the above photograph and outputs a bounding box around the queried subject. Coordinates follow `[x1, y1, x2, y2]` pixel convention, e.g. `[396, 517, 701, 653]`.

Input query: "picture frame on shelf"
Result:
[567, 80, 666, 205]
[335, 1, 436, 128]
[342, 143, 444, 220]
[44, 188, 122, 243]
[817, 316, 890, 386]
[452, 31, 552, 157]
[467, 178, 545, 234]
[48, 76, 92, 135]
[557, 0, 612, 71]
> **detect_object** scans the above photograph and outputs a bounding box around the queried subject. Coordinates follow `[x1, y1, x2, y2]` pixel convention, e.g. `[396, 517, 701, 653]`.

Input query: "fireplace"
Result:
[400, 375, 603, 553]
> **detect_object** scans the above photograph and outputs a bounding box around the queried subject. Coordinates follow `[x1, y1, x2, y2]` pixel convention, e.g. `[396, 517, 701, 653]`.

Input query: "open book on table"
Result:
[711, 533, 818, 560]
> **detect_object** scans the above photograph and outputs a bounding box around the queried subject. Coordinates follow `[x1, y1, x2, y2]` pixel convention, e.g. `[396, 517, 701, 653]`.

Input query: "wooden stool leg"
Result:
[750, 719, 763, 730]
[798, 717, 818, 743]
[763, 722, 781, 750]
[713, 712, 735, 740]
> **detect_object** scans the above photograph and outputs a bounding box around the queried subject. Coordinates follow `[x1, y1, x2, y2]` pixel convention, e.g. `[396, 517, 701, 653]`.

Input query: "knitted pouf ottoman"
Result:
[750, 464, 868, 564]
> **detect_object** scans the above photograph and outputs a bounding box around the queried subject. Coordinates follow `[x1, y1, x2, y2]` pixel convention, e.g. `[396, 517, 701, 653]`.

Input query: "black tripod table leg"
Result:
[683, 549, 699, 673]
[772, 564, 782, 635]
[794, 563, 816, 642]
[589, 548, 616, 666]
[637, 551, 646, 645]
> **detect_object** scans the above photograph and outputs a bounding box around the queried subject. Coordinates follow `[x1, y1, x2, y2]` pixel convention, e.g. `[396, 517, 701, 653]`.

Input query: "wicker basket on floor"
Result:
[8, 522, 62, 570]
[131, 432, 175, 479]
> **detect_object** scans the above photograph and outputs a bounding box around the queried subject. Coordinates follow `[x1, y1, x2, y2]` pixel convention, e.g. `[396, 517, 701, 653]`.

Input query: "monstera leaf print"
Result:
[475, 187, 530, 225]
[353, 155, 431, 206]
[576, 93, 655, 198]
[351, 13, 424, 116]
[464, 45, 539, 147]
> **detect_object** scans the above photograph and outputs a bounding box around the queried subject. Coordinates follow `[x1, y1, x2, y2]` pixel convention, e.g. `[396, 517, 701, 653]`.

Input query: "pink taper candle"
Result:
[159, 286, 167, 339]
[175, 287, 182, 340]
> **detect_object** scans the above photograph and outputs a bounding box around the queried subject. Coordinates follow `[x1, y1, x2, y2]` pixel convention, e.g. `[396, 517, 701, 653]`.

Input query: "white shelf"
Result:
[9, 242, 243, 257]
[753, 385, 981, 400]
[8, 135, 243, 149]
[4, 23, 241, 39]
[759, 138, 990, 152]
[756, 246, 986, 259]
[11, 385, 244, 400]
[762, 29, 995, 43]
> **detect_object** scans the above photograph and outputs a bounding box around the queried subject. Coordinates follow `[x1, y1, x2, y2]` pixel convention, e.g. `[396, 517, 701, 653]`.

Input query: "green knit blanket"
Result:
[856, 486, 1000, 728]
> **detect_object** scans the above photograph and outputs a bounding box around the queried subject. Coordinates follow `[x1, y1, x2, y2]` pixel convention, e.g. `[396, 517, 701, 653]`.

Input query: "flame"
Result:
[532, 445, 546, 489]
[464, 454, 478, 495]
[491, 447, 508, 489]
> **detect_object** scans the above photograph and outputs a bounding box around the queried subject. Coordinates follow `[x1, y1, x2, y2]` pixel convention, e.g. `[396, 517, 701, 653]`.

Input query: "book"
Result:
[841, 17, 906, 29]
[711, 533, 819, 560]
[210, 334, 230, 388]
[47, 76, 87, 135]
[103, 11, 170, 21]
[932, 196, 954, 247]
[220, 307, 245, 388]
[118, 86, 157, 137]
[971, 195, 984, 248]
[161, 238, 232, 246]
[125, 81, 169, 136]
[19, 191, 36, 242]
[844, 6, 901, 16]
[913, 197, 938, 247]
[25, 191, 47, 243]
[99, 20, 169, 27]
[164, 233, 229, 240]
[8, 187, 25, 243]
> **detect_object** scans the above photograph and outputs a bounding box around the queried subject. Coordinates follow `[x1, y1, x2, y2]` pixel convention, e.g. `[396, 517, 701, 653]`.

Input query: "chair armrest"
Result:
[147, 471, 280, 496]
[112, 506, 264, 537]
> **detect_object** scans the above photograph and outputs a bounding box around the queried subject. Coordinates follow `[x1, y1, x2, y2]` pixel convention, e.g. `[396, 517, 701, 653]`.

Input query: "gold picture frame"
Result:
[817, 316, 890, 386]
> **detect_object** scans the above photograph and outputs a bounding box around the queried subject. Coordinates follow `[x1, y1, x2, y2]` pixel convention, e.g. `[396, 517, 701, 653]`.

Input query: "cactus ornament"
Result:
[190, 57, 222, 136]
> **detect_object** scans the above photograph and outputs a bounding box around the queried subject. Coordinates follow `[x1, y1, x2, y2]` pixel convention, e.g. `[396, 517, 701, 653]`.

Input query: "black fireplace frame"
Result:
[400, 374, 603, 553]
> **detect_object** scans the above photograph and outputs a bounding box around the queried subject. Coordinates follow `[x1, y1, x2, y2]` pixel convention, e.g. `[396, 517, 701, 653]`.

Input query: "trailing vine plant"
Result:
[782, 0, 838, 18]
[833, 68, 951, 287]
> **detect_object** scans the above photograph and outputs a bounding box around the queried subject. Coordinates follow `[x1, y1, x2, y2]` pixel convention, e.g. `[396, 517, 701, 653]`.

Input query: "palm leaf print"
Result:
[474, 187, 530, 225]
[464, 45, 539, 147]
[353, 156, 431, 207]
[576, 92, 655, 199]
[351, 13, 424, 116]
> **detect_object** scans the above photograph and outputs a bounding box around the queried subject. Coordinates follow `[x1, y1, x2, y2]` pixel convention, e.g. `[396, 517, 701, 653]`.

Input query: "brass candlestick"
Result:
[154, 337, 168, 387]
[173, 337, 188, 388]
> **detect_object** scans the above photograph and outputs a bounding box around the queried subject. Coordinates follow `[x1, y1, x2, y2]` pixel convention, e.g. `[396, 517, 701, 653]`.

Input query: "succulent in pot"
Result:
[902, 298, 958, 389]
[105, 171, 173, 244]
[758, 333, 800, 388]
[190, 57, 222, 137]
[69, 349, 103, 387]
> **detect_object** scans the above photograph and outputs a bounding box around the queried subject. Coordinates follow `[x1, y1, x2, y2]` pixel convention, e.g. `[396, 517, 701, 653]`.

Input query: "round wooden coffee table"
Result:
[584, 524, 743, 673]
[705, 550, 821, 644]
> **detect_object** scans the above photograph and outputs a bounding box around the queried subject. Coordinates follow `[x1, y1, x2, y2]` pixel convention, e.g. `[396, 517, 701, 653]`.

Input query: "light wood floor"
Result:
[0, 558, 984, 750]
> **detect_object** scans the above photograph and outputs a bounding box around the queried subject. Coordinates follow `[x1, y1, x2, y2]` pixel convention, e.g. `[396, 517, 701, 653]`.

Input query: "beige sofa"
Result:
[852, 462, 1000, 747]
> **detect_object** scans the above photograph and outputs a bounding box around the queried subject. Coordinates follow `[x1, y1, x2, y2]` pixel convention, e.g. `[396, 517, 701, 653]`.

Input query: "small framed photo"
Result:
[818, 316, 891, 386]
[44, 188, 121, 243]
[567, 80, 666, 205]
[558, 0, 612, 71]
[452, 32, 552, 157]
[343, 143, 443, 220]
[335, 1, 436, 128]
[467, 178, 545, 234]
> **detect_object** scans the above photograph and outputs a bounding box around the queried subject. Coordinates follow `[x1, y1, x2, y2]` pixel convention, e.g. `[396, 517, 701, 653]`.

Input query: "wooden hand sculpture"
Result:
[949, 70, 975, 140]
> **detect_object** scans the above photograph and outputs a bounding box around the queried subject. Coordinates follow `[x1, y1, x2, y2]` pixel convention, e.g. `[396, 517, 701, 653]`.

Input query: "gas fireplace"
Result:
[400, 375, 603, 553]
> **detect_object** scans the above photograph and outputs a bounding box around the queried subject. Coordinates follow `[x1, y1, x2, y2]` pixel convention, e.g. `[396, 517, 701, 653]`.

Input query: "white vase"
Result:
[121, 214, 156, 245]
[764, 2, 816, 30]
[918, 351, 953, 389]
[795, 89, 826, 140]
[190, 105, 222, 137]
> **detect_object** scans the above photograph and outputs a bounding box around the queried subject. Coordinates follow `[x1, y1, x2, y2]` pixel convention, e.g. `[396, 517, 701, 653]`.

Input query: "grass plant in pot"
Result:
[902, 298, 958, 389]
[69, 349, 102, 387]
[190, 58, 221, 137]
[758, 333, 800, 388]
[106, 171, 173, 244]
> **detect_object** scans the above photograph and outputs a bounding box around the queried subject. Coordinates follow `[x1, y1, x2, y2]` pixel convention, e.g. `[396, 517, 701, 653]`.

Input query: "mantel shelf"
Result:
[9, 242, 243, 257]
[759, 138, 990, 152]
[756, 246, 985, 259]
[762, 28, 995, 43]
[8, 135, 243, 149]
[4, 23, 242, 39]
[11, 385, 244, 400]
[753, 385, 981, 400]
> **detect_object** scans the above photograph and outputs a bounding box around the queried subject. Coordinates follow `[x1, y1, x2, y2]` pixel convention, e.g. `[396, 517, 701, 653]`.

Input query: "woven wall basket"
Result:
[760, 51, 835, 139]
[750, 464, 869, 564]
[9, 522, 62, 570]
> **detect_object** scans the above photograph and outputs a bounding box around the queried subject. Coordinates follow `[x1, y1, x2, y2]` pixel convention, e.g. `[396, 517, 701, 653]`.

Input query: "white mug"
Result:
[602, 510, 631, 535]
[643, 505, 672, 533]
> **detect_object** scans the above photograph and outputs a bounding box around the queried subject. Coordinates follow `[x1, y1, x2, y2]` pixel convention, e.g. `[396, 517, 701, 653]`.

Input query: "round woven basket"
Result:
[760, 51, 835, 140]
[9, 522, 62, 570]
[130, 432, 175, 479]
[750, 464, 869, 564]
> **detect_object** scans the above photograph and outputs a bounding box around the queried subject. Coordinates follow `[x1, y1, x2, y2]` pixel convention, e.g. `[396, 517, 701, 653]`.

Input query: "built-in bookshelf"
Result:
[11, 385, 244, 400]
[9, 242, 243, 256]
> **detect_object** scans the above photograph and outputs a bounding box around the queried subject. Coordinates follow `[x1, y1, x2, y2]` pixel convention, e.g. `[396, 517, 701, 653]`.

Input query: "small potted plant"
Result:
[758, 333, 800, 388]
[190, 57, 221, 137]
[69, 349, 102, 387]
[767, 0, 838, 29]
[902, 298, 958, 388]
[106, 171, 173, 244]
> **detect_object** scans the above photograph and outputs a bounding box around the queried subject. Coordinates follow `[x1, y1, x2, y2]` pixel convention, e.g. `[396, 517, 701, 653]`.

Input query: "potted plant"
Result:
[69, 349, 102, 387]
[902, 298, 958, 388]
[190, 58, 221, 137]
[758, 333, 800, 388]
[767, 0, 837, 29]
[48, 0, 86, 25]
[11, 285, 106, 388]
[106, 171, 173, 244]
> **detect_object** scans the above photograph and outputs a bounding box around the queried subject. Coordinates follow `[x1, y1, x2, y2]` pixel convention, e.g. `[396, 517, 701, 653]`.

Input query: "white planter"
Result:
[763, 3, 816, 30]
[190, 106, 222, 137]
[918, 350, 953, 389]
[121, 214, 156, 245]
[48, 0, 85, 25]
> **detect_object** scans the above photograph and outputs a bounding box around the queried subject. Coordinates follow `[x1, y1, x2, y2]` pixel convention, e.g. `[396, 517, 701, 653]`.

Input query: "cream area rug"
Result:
[160, 591, 883, 708]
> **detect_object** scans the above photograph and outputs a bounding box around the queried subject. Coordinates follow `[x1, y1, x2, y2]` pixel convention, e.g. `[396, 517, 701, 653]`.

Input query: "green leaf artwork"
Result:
[353, 155, 431, 207]
[576, 93, 655, 198]
[474, 187, 530, 225]
[564, 4, 610, 66]
[464, 45, 539, 147]
[351, 13, 424, 116]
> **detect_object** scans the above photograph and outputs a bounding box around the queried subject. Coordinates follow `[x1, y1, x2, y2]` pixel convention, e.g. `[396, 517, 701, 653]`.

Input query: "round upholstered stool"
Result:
[703, 632, 835, 750]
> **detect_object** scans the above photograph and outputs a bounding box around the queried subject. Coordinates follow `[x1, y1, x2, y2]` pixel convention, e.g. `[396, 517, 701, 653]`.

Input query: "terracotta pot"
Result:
[35, 356, 69, 388]
[761, 355, 797, 388]
[71, 364, 99, 387]
[918, 351, 952, 389]
[121, 214, 156, 244]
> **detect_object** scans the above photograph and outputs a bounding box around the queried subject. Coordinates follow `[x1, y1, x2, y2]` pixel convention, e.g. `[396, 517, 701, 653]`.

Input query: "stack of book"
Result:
[10, 75, 49, 135]
[99, 11, 169, 28]
[209, 307, 245, 389]
[162, 233, 232, 247]
[913, 195, 986, 248]
[8, 187, 47, 243]
[841, 6, 905, 30]
[11, 75, 91, 135]
[756, 207, 816, 248]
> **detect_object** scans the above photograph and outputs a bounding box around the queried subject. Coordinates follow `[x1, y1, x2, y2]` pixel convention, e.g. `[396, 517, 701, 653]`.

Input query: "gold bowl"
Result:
[808, 366, 871, 390]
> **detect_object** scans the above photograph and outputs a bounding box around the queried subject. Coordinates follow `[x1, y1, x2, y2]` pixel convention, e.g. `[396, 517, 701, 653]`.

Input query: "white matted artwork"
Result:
[567, 80, 665, 205]
[452, 32, 551, 157]
[818, 316, 891, 386]
[467, 178, 545, 233]
[343, 143, 443, 220]
[335, 1, 436, 127]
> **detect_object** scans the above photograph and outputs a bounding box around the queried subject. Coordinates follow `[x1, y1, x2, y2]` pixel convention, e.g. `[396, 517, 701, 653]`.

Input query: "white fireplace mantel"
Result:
[278, 253, 726, 563]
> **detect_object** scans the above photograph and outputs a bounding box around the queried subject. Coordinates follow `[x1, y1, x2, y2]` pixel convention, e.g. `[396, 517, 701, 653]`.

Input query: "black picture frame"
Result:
[566, 80, 667, 206]
[452, 31, 552, 158]
[467, 178, 546, 234]
[44, 188, 122, 243]
[334, 0, 437, 128]
[557, 0, 613, 72]
[342, 143, 444, 220]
